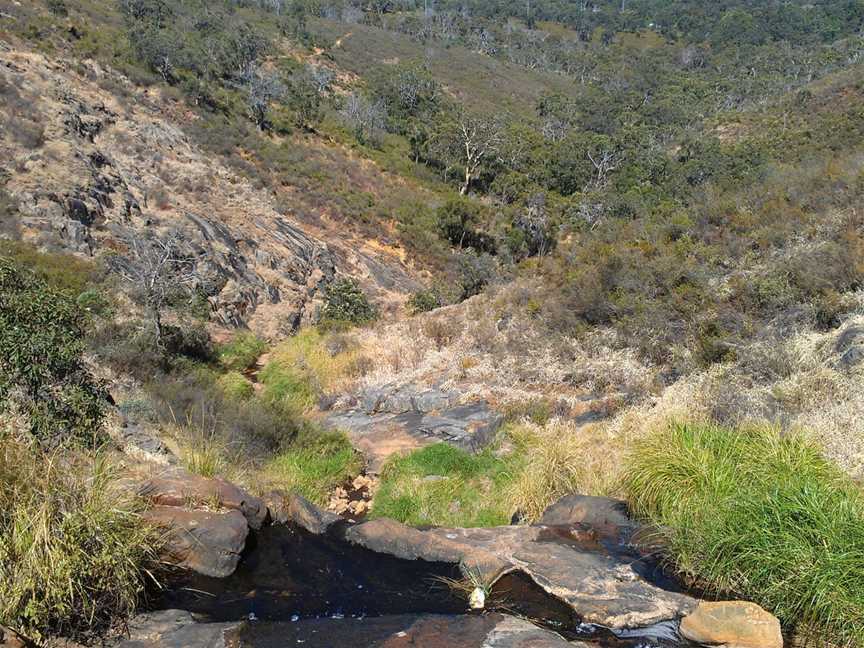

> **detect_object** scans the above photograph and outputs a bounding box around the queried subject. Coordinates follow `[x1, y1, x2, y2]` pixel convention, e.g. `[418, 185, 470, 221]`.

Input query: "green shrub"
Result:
[0, 260, 106, 447]
[624, 422, 864, 645]
[0, 438, 160, 640]
[218, 332, 266, 372]
[407, 289, 442, 314]
[320, 278, 378, 327]
[0, 240, 98, 297]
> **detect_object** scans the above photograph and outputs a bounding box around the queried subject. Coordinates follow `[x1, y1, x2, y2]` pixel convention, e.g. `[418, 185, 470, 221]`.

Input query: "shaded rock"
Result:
[115, 610, 242, 648]
[539, 494, 638, 544]
[834, 325, 864, 370]
[112, 423, 175, 465]
[140, 467, 266, 529]
[144, 506, 248, 578]
[264, 490, 339, 534]
[680, 601, 783, 648]
[346, 518, 696, 629]
[226, 613, 578, 648]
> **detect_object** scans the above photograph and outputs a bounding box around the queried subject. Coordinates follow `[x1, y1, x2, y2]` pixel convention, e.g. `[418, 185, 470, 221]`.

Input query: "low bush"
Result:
[320, 278, 378, 327]
[263, 431, 361, 505]
[148, 373, 294, 460]
[624, 422, 864, 645]
[407, 288, 443, 314]
[0, 435, 160, 640]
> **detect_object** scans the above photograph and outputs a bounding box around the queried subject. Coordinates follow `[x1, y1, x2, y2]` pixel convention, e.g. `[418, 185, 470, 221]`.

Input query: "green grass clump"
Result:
[218, 332, 266, 372]
[372, 443, 519, 528]
[624, 422, 864, 646]
[0, 436, 160, 640]
[263, 431, 362, 505]
[217, 370, 255, 401]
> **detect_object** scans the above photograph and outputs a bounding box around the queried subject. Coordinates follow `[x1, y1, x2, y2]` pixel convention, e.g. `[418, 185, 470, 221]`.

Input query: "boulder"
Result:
[263, 491, 340, 534]
[144, 506, 248, 578]
[115, 610, 242, 648]
[680, 601, 783, 648]
[539, 494, 638, 543]
[834, 325, 864, 370]
[346, 517, 697, 629]
[139, 467, 267, 529]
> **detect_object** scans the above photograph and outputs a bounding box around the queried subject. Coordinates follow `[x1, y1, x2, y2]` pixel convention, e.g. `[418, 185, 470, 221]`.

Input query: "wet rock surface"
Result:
[115, 610, 241, 648]
[345, 518, 696, 629]
[229, 613, 580, 648]
[147, 493, 784, 648]
[328, 384, 504, 472]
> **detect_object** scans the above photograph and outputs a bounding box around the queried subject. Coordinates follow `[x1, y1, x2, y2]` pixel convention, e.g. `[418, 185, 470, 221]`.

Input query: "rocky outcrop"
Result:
[143, 506, 248, 578]
[1, 50, 422, 334]
[328, 384, 503, 472]
[344, 518, 696, 629]
[680, 601, 783, 648]
[140, 467, 267, 529]
[263, 490, 340, 533]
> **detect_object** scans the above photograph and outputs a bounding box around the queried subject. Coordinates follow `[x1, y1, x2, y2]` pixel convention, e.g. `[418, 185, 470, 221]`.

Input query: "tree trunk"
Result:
[460, 167, 471, 195]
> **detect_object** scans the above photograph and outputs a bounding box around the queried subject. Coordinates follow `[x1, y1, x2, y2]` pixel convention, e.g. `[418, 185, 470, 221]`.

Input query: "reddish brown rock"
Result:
[680, 601, 783, 648]
[144, 506, 248, 578]
[345, 518, 696, 628]
[139, 468, 267, 529]
[263, 490, 340, 534]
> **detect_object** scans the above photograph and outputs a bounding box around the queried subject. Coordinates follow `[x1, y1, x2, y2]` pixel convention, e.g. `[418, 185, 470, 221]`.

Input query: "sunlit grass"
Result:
[624, 422, 864, 646]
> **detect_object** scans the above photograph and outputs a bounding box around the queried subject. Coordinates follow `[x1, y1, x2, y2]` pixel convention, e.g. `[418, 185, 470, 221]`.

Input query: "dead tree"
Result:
[456, 113, 502, 195]
[111, 231, 200, 347]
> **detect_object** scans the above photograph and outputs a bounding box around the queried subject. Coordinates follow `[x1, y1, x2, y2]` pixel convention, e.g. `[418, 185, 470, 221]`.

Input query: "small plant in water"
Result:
[433, 563, 492, 610]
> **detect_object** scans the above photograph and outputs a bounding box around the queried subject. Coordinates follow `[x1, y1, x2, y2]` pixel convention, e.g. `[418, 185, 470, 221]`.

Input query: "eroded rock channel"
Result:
[118, 478, 783, 648]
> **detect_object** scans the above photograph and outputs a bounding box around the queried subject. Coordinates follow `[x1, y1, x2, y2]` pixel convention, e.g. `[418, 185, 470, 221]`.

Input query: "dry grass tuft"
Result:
[0, 429, 160, 641]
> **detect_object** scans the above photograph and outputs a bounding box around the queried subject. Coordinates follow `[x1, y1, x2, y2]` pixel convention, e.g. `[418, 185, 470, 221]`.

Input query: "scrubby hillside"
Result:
[3, 0, 864, 646]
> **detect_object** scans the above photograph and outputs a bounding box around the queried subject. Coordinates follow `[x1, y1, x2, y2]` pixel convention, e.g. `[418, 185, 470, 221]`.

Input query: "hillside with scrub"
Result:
[2, 0, 864, 646]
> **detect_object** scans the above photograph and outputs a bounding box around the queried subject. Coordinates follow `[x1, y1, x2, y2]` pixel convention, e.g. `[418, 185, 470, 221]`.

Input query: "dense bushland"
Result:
[0, 258, 107, 447]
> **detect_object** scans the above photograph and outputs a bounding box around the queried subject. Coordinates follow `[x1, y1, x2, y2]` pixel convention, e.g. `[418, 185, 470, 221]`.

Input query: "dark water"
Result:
[155, 523, 697, 648]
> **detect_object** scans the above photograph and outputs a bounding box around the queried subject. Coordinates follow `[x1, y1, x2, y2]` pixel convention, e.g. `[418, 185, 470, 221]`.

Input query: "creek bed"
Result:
[155, 523, 699, 648]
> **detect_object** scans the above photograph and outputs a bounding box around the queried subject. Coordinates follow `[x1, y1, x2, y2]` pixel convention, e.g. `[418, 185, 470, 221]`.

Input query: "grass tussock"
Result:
[0, 432, 160, 641]
[506, 419, 621, 521]
[261, 328, 363, 416]
[262, 431, 362, 505]
[624, 422, 864, 646]
[372, 443, 518, 527]
[371, 418, 625, 527]
[218, 332, 267, 372]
